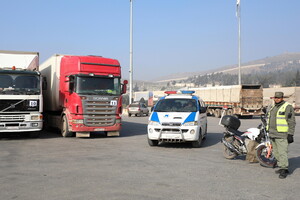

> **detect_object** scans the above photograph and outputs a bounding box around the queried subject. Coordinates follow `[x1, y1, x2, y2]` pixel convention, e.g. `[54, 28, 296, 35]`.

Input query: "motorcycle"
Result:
[220, 112, 277, 168]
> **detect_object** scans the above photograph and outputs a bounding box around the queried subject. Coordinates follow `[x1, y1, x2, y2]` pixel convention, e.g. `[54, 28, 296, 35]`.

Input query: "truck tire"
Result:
[214, 109, 221, 118]
[191, 130, 203, 148]
[226, 109, 233, 116]
[61, 115, 73, 137]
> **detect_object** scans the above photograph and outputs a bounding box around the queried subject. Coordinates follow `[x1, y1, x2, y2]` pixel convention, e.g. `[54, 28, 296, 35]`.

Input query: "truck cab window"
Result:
[0, 75, 13, 88]
[76, 76, 121, 95]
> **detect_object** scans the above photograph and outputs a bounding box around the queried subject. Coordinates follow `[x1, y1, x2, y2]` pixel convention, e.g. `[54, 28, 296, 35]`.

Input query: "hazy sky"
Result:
[2, 0, 300, 81]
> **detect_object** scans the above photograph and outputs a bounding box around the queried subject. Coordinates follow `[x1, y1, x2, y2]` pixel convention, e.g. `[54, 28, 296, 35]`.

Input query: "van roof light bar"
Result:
[164, 90, 195, 95]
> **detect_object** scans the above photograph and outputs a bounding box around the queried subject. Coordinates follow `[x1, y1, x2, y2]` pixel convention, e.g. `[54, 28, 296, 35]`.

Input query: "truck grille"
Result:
[0, 114, 25, 122]
[82, 96, 119, 127]
[0, 100, 39, 112]
[162, 122, 181, 126]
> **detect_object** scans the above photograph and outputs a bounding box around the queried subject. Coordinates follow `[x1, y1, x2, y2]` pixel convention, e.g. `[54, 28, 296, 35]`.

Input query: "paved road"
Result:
[1, 116, 299, 200]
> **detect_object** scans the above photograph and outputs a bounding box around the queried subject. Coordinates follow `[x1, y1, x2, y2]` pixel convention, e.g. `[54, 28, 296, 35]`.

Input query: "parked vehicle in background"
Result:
[0, 50, 43, 137]
[128, 102, 149, 117]
[134, 91, 154, 107]
[40, 54, 127, 137]
[194, 84, 263, 118]
[147, 90, 207, 148]
[263, 87, 300, 114]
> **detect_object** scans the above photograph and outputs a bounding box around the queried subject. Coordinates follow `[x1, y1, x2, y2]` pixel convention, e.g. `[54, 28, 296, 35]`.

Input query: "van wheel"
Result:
[148, 138, 159, 146]
[192, 130, 203, 148]
[61, 115, 73, 137]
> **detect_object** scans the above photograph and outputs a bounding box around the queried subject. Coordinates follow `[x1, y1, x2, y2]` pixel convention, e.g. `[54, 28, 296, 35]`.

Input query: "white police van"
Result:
[147, 90, 207, 148]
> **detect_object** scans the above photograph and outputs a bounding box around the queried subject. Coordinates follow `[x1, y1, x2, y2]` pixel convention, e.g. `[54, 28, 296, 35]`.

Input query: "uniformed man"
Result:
[267, 92, 296, 179]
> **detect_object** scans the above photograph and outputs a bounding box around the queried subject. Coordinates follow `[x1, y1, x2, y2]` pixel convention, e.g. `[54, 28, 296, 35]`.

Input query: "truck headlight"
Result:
[31, 115, 39, 121]
[182, 121, 198, 126]
[148, 121, 160, 126]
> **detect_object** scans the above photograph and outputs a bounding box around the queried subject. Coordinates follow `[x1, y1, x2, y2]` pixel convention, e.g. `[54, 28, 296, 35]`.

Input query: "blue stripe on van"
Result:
[183, 112, 196, 123]
[150, 112, 160, 123]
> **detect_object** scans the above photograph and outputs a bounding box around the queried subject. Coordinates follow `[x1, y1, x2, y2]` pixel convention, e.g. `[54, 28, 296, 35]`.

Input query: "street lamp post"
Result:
[237, 0, 241, 85]
[129, 0, 133, 104]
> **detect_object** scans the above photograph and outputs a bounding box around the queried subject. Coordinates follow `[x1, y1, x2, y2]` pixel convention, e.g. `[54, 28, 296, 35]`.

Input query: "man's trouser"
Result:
[271, 138, 289, 169]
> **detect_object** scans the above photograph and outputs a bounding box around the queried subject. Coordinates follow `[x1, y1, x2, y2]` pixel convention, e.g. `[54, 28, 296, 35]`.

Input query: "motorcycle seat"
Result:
[228, 128, 245, 137]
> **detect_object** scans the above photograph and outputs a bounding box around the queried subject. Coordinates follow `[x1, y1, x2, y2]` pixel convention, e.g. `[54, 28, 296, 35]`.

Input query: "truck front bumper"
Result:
[0, 121, 43, 132]
[69, 122, 121, 133]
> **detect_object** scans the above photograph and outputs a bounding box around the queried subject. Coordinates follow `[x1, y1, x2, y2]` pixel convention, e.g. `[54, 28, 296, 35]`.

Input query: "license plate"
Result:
[7, 127, 19, 130]
[94, 128, 105, 131]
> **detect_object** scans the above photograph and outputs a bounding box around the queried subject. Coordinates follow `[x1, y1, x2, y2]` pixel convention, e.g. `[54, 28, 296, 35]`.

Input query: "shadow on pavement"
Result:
[289, 156, 300, 174]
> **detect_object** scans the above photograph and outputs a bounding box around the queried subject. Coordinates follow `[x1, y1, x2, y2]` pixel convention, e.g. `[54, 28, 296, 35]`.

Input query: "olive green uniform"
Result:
[268, 101, 296, 170]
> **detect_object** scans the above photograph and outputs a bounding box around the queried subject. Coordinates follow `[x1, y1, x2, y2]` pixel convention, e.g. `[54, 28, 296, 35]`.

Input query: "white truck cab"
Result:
[147, 90, 207, 148]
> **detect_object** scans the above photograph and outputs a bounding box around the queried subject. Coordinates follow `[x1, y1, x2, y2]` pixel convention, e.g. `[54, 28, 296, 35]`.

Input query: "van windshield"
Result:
[154, 99, 197, 112]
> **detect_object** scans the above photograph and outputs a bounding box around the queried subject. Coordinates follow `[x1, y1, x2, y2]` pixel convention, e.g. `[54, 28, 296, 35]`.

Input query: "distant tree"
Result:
[139, 97, 146, 104]
[133, 83, 139, 92]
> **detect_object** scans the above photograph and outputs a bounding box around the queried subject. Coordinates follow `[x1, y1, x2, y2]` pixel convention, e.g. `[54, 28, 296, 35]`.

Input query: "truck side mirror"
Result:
[42, 77, 47, 90]
[65, 76, 74, 93]
[121, 80, 128, 94]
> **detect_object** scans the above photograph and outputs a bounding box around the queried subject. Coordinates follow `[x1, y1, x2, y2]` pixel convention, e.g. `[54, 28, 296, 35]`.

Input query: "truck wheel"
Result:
[214, 109, 221, 118]
[191, 130, 203, 148]
[128, 113, 131, 117]
[226, 109, 233, 116]
[148, 138, 159, 146]
[61, 115, 73, 137]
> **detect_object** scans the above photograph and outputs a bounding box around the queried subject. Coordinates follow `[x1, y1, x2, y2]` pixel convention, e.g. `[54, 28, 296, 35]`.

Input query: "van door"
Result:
[198, 100, 207, 135]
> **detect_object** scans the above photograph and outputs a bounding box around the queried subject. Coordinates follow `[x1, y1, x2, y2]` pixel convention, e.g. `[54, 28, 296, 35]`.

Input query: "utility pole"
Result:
[129, 0, 134, 104]
[237, 0, 242, 85]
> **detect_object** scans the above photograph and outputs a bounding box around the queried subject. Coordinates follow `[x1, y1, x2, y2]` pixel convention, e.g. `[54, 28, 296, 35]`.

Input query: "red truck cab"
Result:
[40, 55, 127, 137]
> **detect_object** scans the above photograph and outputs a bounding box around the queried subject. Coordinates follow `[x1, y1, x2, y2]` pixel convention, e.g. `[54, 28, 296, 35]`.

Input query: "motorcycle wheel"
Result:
[256, 144, 277, 168]
[223, 136, 238, 159]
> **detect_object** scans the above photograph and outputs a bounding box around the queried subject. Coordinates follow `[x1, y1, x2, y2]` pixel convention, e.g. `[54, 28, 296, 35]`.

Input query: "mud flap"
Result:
[107, 131, 120, 137]
[76, 132, 90, 137]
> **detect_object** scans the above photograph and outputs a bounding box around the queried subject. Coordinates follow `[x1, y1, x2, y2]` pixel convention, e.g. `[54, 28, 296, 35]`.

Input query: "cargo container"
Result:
[263, 87, 300, 113]
[194, 85, 263, 118]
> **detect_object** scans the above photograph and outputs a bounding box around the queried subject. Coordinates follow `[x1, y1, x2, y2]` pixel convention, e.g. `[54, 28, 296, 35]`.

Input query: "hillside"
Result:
[149, 52, 300, 82]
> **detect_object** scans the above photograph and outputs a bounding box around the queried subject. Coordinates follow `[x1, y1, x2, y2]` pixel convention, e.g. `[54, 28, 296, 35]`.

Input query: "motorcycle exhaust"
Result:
[221, 138, 241, 155]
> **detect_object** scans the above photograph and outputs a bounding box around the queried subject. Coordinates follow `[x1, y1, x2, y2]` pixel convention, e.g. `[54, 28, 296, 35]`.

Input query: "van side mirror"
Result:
[200, 106, 207, 114]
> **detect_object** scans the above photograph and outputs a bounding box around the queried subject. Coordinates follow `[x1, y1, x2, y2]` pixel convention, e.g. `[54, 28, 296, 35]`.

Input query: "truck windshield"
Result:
[76, 76, 121, 95]
[0, 74, 40, 95]
[154, 99, 197, 112]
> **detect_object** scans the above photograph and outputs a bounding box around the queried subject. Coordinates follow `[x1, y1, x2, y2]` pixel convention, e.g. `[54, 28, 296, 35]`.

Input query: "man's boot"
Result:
[275, 169, 283, 174]
[279, 169, 289, 179]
